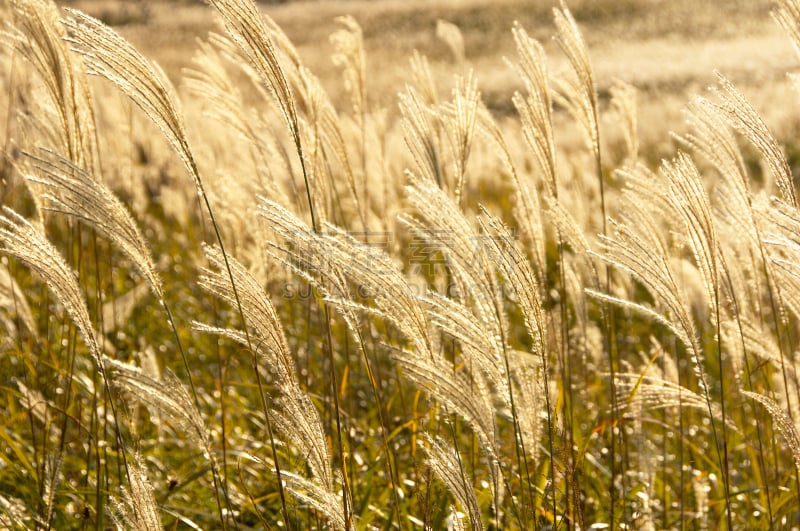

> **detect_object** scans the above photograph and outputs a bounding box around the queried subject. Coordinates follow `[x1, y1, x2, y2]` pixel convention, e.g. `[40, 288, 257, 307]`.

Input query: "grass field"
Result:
[60, 0, 800, 160]
[3, 0, 800, 529]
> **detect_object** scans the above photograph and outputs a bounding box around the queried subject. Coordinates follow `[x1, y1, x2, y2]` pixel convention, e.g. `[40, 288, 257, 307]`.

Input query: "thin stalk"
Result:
[446, 410, 469, 517]
[255, 369, 292, 529]
[36, 286, 49, 520]
[294, 117, 352, 528]
[540, 329, 558, 527]
[755, 238, 800, 501]
[322, 303, 351, 529]
[162, 299, 231, 527]
[294, 127, 318, 234]
[712, 275, 733, 529]
[214, 299, 234, 530]
[556, 237, 575, 530]
[236, 462, 273, 529]
[359, 105, 369, 232]
[181, 147, 282, 529]
[742, 250, 776, 520]
[659, 345, 668, 531]
[68, 222, 132, 509]
[89, 356, 102, 531]
[676, 337, 685, 531]
[502, 339, 533, 528]
[489, 281, 533, 526]
[688, 324, 726, 529]
[352, 319, 401, 526]
[592, 121, 620, 528]
[88, 232, 104, 529]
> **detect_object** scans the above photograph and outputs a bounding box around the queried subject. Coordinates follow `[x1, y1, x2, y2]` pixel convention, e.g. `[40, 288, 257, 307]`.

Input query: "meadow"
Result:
[3, 0, 800, 528]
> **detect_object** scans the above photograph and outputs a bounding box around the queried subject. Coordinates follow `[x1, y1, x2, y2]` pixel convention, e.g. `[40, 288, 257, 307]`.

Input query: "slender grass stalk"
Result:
[60, 9, 287, 526]
[553, 6, 619, 524]
[0, 207, 133, 517]
[204, 4, 360, 525]
[661, 153, 732, 527]
[707, 82, 800, 489]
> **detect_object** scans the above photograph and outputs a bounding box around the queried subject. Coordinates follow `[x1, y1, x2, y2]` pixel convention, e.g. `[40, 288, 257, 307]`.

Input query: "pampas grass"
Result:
[196, 244, 337, 494]
[743, 391, 800, 473]
[109, 453, 162, 531]
[422, 434, 483, 531]
[7, 0, 99, 171]
[0, 261, 37, 342]
[23, 148, 162, 297]
[0, 206, 101, 363]
[5, 0, 800, 528]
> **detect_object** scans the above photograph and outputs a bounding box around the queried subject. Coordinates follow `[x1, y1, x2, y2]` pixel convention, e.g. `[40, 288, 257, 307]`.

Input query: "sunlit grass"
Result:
[2, 0, 800, 529]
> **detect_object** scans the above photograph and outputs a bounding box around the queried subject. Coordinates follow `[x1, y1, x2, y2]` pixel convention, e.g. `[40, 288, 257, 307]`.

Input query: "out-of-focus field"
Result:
[63, 0, 799, 151]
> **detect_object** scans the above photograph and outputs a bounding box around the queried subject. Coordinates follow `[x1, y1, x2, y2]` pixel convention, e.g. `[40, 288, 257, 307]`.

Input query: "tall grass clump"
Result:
[3, 0, 800, 528]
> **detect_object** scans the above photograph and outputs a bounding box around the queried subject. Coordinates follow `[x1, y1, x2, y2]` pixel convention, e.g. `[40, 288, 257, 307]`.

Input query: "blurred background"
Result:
[55, 0, 797, 159]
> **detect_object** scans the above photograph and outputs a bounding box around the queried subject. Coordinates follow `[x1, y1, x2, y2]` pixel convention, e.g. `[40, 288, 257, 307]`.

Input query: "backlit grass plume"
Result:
[610, 80, 639, 163]
[331, 16, 366, 119]
[206, 0, 318, 229]
[259, 198, 435, 360]
[196, 243, 345, 527]
[743, 391, 800, 474]
[62, 9, 197, 184]
[7, 0, 98, 170]
[0, 261, 37, 342]
[182, 40, 275, 179]
[422, 434, 483, 531]
[478, 211, 545, 443]
[0, 207, 100, 363]
[477, 101, 546, 278]
[442, 73, 480, 205]
[710, 74, 796, 207]
[616, 369, 723, 420]
[402, 177, 503, 347]
[435, 19, 465, 64]
[774, 0, 800, 61]
[662, 152, 720, 321]
[105, 358, 213, 462]
[23, 148, 162, 298]
[206, 0, 298, 148]
[590, 179, 697, 355]
[552, 4, 600, 164]
[109, 453, 162, 531]
[400, 84, 445, 188]
[510, 22, 556, 197]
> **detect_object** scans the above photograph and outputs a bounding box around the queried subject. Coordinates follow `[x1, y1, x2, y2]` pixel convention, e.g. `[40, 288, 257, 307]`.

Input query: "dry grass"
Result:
[4, 0, 800, 529]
